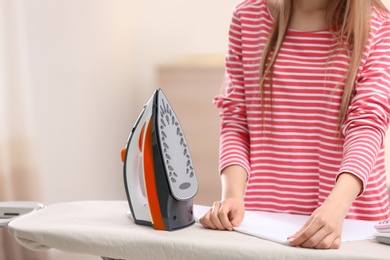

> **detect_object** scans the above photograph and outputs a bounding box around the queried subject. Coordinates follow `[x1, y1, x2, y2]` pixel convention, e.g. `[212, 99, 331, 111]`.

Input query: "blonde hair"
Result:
[259, 0, 388, 133]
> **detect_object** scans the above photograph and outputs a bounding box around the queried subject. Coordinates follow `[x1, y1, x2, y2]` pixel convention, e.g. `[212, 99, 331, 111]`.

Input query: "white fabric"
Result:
[7, 201, 390, 260]
[194, 205, 378, 244]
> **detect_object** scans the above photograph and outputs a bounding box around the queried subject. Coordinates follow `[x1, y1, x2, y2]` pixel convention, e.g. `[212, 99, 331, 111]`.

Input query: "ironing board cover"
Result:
[7, 201, 390, 260]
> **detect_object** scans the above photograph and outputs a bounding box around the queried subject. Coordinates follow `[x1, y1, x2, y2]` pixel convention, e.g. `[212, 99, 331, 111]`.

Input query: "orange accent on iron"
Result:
[121, 149, 126, 163]
[143, 119, 166, 230]
[139, 123, 146, 151]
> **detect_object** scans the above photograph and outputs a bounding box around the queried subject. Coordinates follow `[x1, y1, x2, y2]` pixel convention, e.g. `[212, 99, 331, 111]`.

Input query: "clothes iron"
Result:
[121, 89, 198, 231]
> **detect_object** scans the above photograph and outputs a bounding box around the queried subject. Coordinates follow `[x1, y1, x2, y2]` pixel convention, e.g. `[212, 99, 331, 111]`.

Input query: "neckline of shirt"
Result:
[263, 0, 331, 35]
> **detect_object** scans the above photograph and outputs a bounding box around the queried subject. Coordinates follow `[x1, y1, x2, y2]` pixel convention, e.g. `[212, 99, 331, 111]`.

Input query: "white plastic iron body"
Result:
[122, 89, 198, 231]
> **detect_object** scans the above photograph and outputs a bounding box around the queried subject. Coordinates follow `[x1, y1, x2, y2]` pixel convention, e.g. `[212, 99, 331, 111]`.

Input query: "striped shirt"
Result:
[215, 0, 390, 220]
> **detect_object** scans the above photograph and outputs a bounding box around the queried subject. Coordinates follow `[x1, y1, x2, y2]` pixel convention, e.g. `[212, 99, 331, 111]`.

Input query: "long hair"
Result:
[259, 0, 388, 133]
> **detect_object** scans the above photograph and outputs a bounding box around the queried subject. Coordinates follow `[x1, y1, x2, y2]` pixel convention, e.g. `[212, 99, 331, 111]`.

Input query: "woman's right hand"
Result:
[199, 197, 245, 231]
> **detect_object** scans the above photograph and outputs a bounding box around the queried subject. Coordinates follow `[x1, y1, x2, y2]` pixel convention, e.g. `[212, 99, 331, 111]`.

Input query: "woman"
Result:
[200, 0, 390, 249]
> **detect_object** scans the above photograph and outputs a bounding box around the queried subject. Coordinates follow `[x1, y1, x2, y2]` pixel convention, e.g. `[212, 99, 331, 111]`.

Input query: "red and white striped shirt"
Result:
[215, 0, 390, 220]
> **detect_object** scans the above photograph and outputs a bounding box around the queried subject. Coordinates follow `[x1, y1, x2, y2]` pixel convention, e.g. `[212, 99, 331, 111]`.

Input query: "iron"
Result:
[121, 89, 198, 231]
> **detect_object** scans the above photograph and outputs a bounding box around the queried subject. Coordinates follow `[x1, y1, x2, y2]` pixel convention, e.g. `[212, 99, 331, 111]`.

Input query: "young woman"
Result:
[199, 0, 390, 249]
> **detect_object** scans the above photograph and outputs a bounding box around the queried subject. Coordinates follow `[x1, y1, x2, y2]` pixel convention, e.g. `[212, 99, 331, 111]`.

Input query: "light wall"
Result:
[20, 0, 138, 202]
[132, 0, 241, 102]
[13, 0, 390, 204]
[23, 0, 240, 203]
[6, 2, 389, 259]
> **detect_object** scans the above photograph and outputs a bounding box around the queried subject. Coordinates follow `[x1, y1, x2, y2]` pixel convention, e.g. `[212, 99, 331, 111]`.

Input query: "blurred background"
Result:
[0, 0, 239, 259]
[1, 0, 389, 259]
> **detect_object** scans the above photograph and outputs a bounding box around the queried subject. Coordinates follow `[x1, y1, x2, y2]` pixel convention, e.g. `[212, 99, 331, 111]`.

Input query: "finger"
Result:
[311, 233, 341, 249]
[209, 202, 226, 230]
[308, 221, 341, 249]
[330, 237, 341, 249]
[311, 224, 341, 249]
[289, 215, 324, 247]
[287, 215, 313, 240]
[300, 227, 333, 248]
[199, 209, 217, 229]
[218, 205, 234, 231]
[229, 209, 244, 227]
[219, 203, 244, 231]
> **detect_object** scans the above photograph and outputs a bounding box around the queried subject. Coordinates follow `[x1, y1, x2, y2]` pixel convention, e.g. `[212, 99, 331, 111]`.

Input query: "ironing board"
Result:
[0, 201, 44, 227]
[7, 201, 390, 260]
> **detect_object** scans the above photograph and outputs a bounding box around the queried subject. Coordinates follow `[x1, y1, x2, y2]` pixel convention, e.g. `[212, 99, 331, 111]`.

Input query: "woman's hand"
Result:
[287, 202, 345, 249]
[288, 172, 362, 249]
[199, 197, 245, 231]
[200, 165, 247, 231]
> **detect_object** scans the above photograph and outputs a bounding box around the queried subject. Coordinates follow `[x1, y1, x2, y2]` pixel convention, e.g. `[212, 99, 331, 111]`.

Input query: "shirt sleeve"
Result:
[213, 6, 251, 176]
[338, 17, 390, 193]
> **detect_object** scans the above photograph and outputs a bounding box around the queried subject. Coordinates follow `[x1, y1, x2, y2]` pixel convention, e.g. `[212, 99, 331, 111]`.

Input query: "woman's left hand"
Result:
[288, 173, 362, 249]
[287, 201, 345, 249]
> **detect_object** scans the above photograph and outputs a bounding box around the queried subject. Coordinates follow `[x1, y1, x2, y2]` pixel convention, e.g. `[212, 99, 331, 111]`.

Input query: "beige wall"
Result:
[5, 1, 388, 259]
[20, 0, 240, 203]
[17, 0, 138, 203]
[132, 0, 241, 102]
[28, 0, 390, 203]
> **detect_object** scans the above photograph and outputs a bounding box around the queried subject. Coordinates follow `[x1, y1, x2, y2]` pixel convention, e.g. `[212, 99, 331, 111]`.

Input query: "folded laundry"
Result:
[374, 217, 390, 245]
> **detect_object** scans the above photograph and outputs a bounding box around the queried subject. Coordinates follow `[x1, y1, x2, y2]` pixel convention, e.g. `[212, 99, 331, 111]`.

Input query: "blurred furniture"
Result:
[157, 54, 225, 205]
[7, 200, 390, 260]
